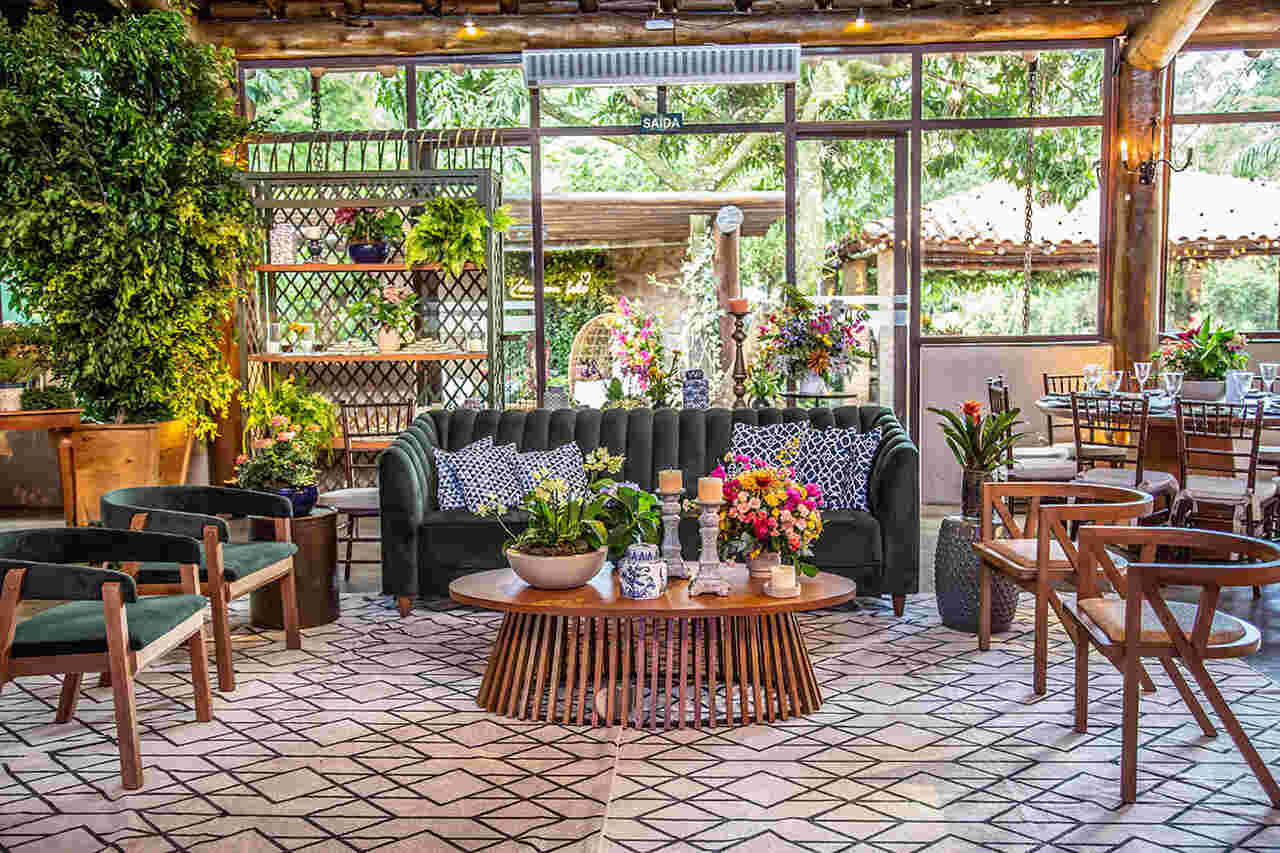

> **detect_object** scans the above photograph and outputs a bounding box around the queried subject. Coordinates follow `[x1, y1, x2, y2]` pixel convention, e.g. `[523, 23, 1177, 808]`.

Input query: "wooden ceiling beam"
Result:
[1125, 0, 1218, 70]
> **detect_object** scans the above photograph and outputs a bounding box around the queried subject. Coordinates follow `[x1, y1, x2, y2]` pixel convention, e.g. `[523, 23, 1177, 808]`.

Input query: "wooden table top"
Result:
[450, 563, 857, 618]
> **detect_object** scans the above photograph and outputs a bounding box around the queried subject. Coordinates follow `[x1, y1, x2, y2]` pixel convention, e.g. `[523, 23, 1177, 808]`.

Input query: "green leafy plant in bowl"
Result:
[404, 196, 513, 277]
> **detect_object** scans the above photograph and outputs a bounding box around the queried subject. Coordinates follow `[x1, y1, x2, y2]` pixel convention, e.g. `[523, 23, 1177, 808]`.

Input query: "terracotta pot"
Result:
[0, 384, 23, 413]
[747, 550, 781, 581]
[506, 547, 608, 590]
[56, 419, 192, 526]
[1180, 379, 1225, 401]
[377, 327, 402, 353]
[961, 467, 989, 521]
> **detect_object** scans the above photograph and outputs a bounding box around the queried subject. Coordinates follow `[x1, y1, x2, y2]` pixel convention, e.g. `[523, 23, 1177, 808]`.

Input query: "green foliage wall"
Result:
[0, 11, 259, 436]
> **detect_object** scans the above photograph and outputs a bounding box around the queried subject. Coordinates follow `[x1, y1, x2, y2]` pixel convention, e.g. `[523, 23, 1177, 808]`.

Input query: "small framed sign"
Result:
[639, 113, 684, 134]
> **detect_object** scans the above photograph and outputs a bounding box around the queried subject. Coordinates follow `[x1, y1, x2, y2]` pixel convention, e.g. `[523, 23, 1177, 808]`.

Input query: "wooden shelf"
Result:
[256, 263, 479, 272]
[0, 408, 83, 431]
[249, 351, 487, 363]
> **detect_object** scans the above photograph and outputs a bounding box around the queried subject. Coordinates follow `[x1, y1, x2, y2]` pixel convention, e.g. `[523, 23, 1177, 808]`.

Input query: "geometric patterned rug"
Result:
[1, 592, 1279, 852]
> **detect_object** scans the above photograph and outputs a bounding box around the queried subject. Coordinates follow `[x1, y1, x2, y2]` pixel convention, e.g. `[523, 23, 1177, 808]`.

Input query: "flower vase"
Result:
[1181, 379, 1225, 401]
[961, 468, 989, 520]
[348, 242, 389, 264]
[377, 327, 402, 353]
[796, 371, 828, 396]
[746, 550, 781, 581]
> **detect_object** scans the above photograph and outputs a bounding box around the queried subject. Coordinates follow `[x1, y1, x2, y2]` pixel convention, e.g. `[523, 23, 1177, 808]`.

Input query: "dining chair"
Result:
[974, 481, 1152, 695]
[1043, 373, 1127, 464]
[1070, 392, 1178, 519]
[318, 400, 417, 581]
[0, 527, 213, 790]
[101, 486, 301, 693]
[985, 377, 1076, 482]
[1063, 525, 1280, 806]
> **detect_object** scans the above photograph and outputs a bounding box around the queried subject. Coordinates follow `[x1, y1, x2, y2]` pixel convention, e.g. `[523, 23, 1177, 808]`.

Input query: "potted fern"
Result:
[404, 196, 513, 277]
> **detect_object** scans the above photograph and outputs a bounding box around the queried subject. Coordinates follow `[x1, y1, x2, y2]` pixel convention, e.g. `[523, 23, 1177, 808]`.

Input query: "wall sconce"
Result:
[1119, 117, 1192, 185]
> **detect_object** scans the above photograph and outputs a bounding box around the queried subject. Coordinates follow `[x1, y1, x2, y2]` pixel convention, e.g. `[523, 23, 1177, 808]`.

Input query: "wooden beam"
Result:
[1187, 0, 1280, 46]
[1126, 0, 1218, 71]
[194, 6, 1138, 58]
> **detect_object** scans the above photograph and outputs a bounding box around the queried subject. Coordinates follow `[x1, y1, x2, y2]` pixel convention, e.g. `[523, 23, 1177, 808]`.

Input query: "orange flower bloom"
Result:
[961, 399, 982, 424]
[807, 349, 830, 375]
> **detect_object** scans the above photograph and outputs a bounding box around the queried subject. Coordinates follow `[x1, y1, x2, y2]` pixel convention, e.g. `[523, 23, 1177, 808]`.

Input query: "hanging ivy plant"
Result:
[0, 11, 261, 438]
[404, 196, 513, 277]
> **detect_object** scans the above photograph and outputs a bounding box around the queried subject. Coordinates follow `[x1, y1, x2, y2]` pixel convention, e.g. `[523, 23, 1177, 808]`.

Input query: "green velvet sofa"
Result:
[378, 406, 919, 616]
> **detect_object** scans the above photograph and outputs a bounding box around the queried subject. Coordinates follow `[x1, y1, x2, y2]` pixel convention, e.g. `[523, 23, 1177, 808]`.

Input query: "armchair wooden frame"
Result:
[1066, 526, 1280, 806]
[974, 481, 1153, 695]
[0, 563, 212, 791]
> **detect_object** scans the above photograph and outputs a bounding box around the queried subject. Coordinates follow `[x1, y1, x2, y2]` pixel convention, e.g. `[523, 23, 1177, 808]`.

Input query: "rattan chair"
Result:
[974, 481, 1153, 695]
[1064, 525, 1280, 806]
[568, 312, 620, 404]
[319, 400, 416, 581]
[1070, 392, 1178, 518]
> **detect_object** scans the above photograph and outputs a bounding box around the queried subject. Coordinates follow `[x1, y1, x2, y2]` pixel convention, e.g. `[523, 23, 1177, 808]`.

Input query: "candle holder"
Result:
[764, 569, 801, 599]
[658, 490, 691, 580]
[689, 499, 730, 597]
[730, 309, 749, 409]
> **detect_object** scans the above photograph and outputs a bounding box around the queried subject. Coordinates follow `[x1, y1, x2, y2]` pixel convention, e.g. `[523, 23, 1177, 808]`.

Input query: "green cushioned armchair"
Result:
[0, 527, 213, 791]
[378, 406, 919, 617]
[101, 486, 302, 693]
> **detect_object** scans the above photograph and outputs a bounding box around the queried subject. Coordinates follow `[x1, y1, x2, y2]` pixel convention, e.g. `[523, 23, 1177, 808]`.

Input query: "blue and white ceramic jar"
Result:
[619, 543, 667, 600]
[683, 369, 710, 409]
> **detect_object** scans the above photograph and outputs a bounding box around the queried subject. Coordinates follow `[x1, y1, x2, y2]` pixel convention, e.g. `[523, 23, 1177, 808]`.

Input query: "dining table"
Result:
[1033, 392, 1280, 479]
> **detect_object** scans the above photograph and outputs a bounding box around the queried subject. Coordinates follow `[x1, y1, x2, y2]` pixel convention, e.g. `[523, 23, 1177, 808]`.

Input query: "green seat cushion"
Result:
[11, 594, 207, 657]
[134, 541, 297, 585]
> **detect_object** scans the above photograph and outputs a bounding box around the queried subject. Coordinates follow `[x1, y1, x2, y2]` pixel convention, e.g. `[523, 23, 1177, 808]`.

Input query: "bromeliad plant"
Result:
[335, 207, 403, 245]
[404, 196, 513, 277]
[928, 400, 1024, 473]
[1152, 315, 1250, 381]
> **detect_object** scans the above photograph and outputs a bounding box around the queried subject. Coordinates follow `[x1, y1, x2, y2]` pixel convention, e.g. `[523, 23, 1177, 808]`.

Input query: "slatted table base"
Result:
[476, 613, 823, 728]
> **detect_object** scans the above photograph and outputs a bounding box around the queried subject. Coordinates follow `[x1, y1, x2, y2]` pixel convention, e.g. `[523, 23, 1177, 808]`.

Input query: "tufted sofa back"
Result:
[392, 406, 904, 505]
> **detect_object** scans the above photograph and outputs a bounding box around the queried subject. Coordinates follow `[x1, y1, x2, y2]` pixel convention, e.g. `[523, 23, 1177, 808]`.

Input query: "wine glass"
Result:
[1106, 370, 1125, 394]
[1262, 362, 1279, 396]
[1133, 361, 1153, 394]
[1161, 371, 1184, 398]
[1083, 363, 1101, 393]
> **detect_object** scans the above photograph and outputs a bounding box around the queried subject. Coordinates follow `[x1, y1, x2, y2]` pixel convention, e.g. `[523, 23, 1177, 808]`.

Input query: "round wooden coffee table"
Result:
[450, 564, 856, 730]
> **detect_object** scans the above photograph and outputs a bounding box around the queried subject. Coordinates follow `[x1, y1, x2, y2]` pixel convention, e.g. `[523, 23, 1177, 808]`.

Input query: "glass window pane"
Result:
[921, 127, 1102, 336]
[540, 86, 652, 127]
[922, 49, 1103, 119]
[1174, 50, 1280, 115]
[666, 83, 785, 124]
[796, 54, 911, 121]
[1163, 122, 1280, 332]
[416, 65, 529, 128]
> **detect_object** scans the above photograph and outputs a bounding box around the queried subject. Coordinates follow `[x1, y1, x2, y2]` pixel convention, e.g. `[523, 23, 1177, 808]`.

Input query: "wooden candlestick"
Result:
[689, 499, 730, 597]
[730, 309, 749, 409]
[658, 489, 690, 580]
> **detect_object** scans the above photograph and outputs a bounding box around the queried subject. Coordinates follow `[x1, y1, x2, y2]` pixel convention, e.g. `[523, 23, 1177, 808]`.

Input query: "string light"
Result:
[855, 7, 867, 28]
[463, 17, 478, 36]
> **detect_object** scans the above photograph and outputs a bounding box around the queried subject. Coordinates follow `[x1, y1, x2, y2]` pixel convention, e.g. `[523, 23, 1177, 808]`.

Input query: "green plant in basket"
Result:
[0, 357, 37, 385]
[404, 196, 513, 277]
[928, 399, 1024, 473]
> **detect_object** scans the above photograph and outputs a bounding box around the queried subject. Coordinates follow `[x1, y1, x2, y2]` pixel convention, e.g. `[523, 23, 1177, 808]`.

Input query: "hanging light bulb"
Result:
[463, 17, 478, 36]
[855, 7, 867, 28]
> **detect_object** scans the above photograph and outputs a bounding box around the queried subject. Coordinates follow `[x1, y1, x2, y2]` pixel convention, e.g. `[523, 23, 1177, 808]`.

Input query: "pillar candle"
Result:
[697, 476, 723, 503]
[658, 469, 683, 493]
[727, 297, 749, 314]
[772, 562, 797, 590]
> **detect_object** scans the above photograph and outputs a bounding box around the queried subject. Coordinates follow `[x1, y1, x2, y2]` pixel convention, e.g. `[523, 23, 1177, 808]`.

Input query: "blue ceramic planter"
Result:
[348, 242, 390, 264]
[274, 485, 318, 517]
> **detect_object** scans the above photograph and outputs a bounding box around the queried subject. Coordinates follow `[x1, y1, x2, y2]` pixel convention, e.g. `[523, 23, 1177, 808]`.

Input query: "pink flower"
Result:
[234, 454, 247, 466]
[710, 464, 727, 480]
[252, 438, 275, 450]
[277, 431, 296, 441]
[334, 207, 358, 226]
[270, 415, 289, 428]
[805, 483, 821, 497]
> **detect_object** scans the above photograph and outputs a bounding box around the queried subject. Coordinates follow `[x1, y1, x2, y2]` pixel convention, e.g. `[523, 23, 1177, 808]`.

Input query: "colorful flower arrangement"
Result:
[346, 278, 418, 341]
[1152, 315, 1250, 381]
[757, 291, 871, 385]
[335, 207, 403, 244]
[608, 297, 682, 408]
[710, 454, 824, 577]
[233, 416, 322, 490]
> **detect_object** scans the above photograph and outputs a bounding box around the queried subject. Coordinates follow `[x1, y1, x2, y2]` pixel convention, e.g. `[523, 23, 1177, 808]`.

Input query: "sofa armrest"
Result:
[378, 441, 428, 599]
[866, 420, 920, 597]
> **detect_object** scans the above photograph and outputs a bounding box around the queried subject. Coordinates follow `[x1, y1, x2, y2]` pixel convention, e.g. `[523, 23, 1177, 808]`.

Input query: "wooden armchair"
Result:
[0, 528, 212, 790]
[974, 481, 1152, 695]
[101, 486, 301, 693]
[1064, 525, 1280, 806]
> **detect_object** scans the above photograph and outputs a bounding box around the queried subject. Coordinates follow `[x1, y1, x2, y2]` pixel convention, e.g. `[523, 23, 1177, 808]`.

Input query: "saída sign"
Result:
[639, 113, 684, 134]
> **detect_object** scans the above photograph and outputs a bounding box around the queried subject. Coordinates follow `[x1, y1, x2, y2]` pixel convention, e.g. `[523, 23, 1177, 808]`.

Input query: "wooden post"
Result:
[1108, 63, 1168, 376]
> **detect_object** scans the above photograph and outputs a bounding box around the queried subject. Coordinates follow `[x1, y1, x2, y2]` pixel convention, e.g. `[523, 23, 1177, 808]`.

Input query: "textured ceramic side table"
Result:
[934, 515, 1018, 633]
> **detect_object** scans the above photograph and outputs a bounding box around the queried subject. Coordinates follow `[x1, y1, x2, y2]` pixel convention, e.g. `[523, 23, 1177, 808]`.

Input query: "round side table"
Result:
[934, 515, 1019, 633]
[250, 506, 339, 629]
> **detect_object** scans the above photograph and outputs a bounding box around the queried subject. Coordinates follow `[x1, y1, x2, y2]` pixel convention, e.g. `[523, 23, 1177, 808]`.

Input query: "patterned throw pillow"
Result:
[516, 443, 588, 497]
[725, 421, 812, 475]
[794, 426, 883, 511]
[433, 437, 493, 510]
[456, 443, 526, 513]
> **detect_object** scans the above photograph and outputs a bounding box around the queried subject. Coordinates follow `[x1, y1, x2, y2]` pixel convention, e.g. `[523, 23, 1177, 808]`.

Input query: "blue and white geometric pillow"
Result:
[433, 436, 493, 510]
[794, 426, 883, 511]
[516, 443, 588, 498]
[457, 443, 526, 513]
[725, 420, 812, 475]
